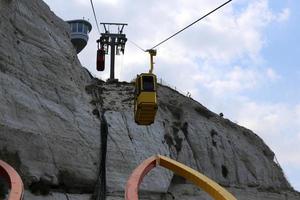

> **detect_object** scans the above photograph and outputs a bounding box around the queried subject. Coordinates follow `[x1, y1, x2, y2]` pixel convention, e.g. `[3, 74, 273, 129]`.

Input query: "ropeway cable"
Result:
[90, 0, 101, 36]
[149, 0, 232, 50]
[128, 39, 147, 52]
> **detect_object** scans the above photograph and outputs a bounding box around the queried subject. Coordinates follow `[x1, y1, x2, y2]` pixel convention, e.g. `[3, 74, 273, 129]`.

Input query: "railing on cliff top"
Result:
[157, 77, 193, 98]
[86, 70, 194, 99]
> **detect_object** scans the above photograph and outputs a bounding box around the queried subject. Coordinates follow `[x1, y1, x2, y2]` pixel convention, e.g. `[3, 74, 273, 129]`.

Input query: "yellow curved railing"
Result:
[125, 155, 237, 200]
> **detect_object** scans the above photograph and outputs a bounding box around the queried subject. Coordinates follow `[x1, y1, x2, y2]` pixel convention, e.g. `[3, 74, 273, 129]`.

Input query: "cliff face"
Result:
[0, 0, 100, 194]
[0, 0, 299, 200]
[88, 81, 299, 200]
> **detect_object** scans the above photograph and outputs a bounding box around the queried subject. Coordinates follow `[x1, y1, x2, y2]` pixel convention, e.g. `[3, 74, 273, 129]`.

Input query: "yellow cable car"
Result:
[134, 50, 158, 125]
[134, 73, 158, 125]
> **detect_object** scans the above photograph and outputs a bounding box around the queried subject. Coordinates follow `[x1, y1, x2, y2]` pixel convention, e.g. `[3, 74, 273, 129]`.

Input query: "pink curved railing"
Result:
[125, 156, 157, 199]
[0, 160, 24, 200]
[125, 155, 237, 200]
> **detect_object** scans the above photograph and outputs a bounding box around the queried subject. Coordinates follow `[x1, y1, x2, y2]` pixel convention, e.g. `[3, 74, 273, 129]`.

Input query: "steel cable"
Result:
[90, 0, 101, 35]
[149, 0, 232, 49]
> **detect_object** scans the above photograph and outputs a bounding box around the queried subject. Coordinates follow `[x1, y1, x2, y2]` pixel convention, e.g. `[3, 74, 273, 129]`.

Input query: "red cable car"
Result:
[97, 48, 105, 71]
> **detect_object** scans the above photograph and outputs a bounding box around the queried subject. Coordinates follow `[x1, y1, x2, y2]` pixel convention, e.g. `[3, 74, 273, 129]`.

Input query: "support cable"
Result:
[90, 0, 101, 35]
[89, 0, 232, 55]
[128, 39, 146, 52]
[149, 0, 232, 50]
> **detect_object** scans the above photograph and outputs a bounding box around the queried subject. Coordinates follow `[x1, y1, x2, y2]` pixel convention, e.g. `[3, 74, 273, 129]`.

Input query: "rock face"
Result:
[0, 0, 100, 194]
[89, 81, 300, 200]
[0, 0, 299, 200]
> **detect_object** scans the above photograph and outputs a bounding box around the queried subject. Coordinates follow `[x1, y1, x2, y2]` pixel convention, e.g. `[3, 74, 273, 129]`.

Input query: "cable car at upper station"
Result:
[96, 37, 106, 71]
[97, 47, 105, 71]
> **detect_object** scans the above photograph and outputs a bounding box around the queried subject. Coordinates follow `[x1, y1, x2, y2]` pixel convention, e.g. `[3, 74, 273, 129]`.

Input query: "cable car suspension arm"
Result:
[146, 49, 157, 74]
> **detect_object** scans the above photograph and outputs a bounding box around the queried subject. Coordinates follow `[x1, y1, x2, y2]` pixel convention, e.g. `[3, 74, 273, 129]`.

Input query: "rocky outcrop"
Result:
[0, 0, 100, 195]
[0, 0, 299, 199]
[88, 81, 300, 200]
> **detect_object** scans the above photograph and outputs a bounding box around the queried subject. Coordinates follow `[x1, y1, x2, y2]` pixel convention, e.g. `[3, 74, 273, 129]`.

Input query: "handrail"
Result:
[125, 155, 237, 200]
[0, 160, 24, 200]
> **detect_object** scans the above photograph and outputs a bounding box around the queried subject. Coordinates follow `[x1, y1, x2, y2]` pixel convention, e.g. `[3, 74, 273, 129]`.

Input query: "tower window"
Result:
[83, 25, 88, 34]
[71, 23, 77, 32]
[78, 23, 83, 32]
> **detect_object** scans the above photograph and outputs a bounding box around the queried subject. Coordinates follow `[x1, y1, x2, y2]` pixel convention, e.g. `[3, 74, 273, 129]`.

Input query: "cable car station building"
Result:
[67, 19, 92, 54]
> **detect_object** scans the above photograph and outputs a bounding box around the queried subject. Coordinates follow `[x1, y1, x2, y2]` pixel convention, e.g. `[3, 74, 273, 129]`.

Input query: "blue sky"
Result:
[43, 0, 300, 191]
[261, 1, 300, 104]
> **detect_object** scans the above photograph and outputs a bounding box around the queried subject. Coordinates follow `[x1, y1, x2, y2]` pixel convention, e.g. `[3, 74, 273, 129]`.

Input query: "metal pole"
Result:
[147, 49, 156, 74]
[110, 37, 115, 80]
[98, 23, 127, 81]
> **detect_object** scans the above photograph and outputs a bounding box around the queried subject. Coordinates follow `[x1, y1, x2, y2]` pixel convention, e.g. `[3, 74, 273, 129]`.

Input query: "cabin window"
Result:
[78, 23, 83, 32]
[142, 76, 155, 91]
[83, 25, 88, 34]
[71, 23, 77, 32]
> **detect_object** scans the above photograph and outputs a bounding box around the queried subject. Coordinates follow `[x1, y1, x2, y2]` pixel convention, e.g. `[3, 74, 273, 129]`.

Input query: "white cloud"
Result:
[192, 66, 260, 95]
[277, 8, 290, 22]
[266, 67, 280, 80]
[235, 102, 293, 136]
[73, 0, 119, 6]
[116, 0, 286, 94]
[73, 0, 88, 6]
[48, 0, 287, 85]
[212, 96, 300, 169]
[242, 104, 300, 166]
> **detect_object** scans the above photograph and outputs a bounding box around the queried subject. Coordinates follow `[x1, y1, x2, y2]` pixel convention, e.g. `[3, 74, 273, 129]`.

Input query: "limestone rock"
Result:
[0, 0, 100, 194]
[24, 191, 91, 200]
[91, 81, 298, 199]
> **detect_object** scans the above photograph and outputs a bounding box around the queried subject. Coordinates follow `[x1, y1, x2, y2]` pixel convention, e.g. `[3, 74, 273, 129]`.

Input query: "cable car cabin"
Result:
[97, 48, 105, 71]
[134, 73, 158, 125]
